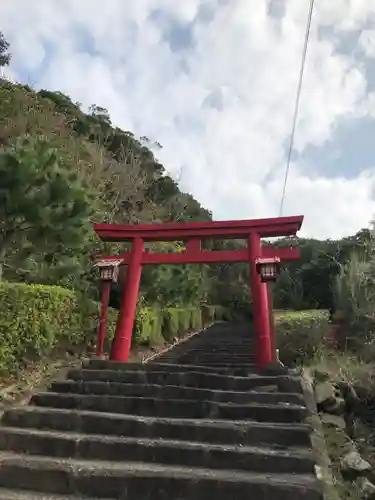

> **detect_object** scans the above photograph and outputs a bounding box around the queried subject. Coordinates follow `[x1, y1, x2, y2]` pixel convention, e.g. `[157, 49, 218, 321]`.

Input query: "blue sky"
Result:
[2, 0, 375, 239]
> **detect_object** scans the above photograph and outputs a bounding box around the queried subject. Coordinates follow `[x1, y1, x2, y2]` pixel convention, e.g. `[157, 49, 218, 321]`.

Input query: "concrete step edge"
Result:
[33, 392, 307, 410]
[0, 426, 315, 458]
[0, 488, 102, 500]
[50, 381, 305, 400]
[3, 406, 313, 431]
[69, 368, 300, 383]
[0, 451, 321, 488]
[83, 360, 255, 373]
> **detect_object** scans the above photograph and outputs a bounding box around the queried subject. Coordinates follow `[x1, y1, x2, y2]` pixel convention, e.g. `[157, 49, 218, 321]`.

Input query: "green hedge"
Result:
[0, 282, 229, 373]
[0, 281, 97, 374]
[276, 309, 329, 367]
[133, 304, 227, 346]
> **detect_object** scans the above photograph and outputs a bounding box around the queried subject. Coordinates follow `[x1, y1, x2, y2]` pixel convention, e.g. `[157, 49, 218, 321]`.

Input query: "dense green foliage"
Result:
[275, 310, 329, 366]
[0, 281, 226, 373]
[0, 136, 93, 280]
[333, 226, 375, 355]
[134, 304, 226, 346]
[271, 229, 373, 312]
[0, 281, 96, 373]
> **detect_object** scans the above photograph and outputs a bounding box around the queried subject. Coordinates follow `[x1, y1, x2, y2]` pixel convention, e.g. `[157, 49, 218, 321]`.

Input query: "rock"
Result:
[341, 450, 371, 476]
[324, 397, 346, 416]
[320, 413, 346, 430]
[313, 369, 331, 383]
[314, 465, 324, 481]
[315, 382, 336, 410]
[336, 381, 361, 406]
[356, 477, 375, 500]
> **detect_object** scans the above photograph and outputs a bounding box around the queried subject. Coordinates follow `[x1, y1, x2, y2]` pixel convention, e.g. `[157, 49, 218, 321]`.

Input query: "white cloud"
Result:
[359, 29, 375, 57]
[1, 0, 375, 239]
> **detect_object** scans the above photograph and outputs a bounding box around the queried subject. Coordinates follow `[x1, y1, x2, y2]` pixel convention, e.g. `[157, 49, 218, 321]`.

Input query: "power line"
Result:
[279, 0, 315, 216]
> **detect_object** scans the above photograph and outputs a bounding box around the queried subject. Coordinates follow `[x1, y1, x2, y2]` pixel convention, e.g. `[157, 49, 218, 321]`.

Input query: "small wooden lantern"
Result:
[255, 257, 281, 282]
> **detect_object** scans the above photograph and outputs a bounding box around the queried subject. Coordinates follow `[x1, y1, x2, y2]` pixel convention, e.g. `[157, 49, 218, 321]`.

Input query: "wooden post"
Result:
[96, 281, 111, 357]
[248, 232, 272, 369]
[267, 283, 276, 361]
[110, 238, 144, 362]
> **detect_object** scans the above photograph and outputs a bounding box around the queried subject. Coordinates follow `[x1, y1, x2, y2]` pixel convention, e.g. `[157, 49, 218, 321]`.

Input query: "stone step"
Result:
[0, 488, 101, 500]
[148, 363, 260, 377]
[179, 359, 258, 364]
[170, 361, 258, 368]
[49, 381, 305, 405]
[30, 392, 307, 422]
[178, 342, 255, 346]
[84, 360, 253, 374]
[178, 358, 257, 363]
[68, 369, 303, 393]
[179, 349, 255, 353]
[178, 348, 256, 354]
[0, 427, 316, 474]
[178, 347, 255, 352]
[182, 363, 257, 370]
[2, 407, 313, 447]
[0, 452, 323, 500]
[178, 351, 256, 356]
[177, 357, 256, 363]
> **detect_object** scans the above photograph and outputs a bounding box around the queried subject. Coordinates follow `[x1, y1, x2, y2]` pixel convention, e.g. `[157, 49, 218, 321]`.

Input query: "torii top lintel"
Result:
[94, 215, 304, 242]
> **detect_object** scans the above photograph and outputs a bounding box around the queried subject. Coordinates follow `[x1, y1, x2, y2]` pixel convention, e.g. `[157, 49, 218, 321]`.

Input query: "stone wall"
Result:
[311, 372, 375, 500]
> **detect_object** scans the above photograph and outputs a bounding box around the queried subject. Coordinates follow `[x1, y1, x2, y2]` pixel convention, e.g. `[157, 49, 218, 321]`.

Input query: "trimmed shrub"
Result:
[178, 308, 191, 333]
[202, 304, 215, 324]
[189, 308, 202, 330]
[0, 280, 232, 372]
[161, 308, 180, 342]
[0, 281, 104, 373]
[276, 310, 329, 367]
[134, 307, 164, 346]
[145, 304, 229, 345]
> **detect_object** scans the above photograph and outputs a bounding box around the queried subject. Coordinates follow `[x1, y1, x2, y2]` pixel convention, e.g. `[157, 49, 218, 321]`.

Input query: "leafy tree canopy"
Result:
[0, 136, 94, 279]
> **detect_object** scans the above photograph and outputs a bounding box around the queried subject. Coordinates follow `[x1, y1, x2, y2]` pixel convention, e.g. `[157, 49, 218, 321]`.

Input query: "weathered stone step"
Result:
[180, 349, 255, 361]
[183, 363, 257, 370]
[68, 369, 303, 393]
[0, 452, 323, 500]
[0, 427, 316, 474]
[84, 360, 253, 374]
[179, 358, 257, 364]
[0, 488, 100, 500]
[182, 348, 255, 352]
[178, 357, 256, 364]
[179, 357, 257, 363]
[49, 381, 305, 405]
[2, 407, 313, 447]
[179, 348, 255, 353]
[30, 392, 307, 422]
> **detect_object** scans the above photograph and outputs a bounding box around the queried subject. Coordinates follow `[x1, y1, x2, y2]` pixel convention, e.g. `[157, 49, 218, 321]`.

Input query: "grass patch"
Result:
[275, 309, 329, 367]
[306, 349, 373, 387]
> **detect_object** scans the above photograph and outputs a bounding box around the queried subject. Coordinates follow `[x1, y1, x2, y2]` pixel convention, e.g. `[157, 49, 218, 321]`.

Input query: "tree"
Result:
[0, 32, 10, 67]
[0, 136, 94, 279]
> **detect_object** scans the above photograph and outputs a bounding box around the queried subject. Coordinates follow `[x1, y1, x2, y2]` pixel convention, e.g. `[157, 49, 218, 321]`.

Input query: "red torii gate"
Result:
[94, 215, 303, 369]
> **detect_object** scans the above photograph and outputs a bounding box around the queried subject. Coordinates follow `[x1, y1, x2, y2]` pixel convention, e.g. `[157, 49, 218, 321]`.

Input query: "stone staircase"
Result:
[0, 322, 323, 499]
